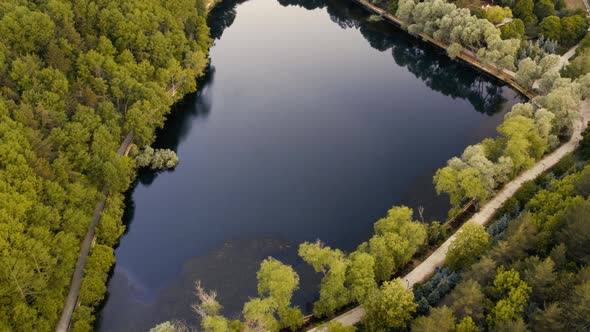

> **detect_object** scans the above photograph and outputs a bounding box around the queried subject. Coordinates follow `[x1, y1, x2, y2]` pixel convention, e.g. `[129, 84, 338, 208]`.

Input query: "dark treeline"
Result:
[0, 0, 211, 331]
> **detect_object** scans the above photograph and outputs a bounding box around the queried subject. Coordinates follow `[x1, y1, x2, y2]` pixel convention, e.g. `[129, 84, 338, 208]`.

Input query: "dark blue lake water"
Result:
[97, 0, 522, 330]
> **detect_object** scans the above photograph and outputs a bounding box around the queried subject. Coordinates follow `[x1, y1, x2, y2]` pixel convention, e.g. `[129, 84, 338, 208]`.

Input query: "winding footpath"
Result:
[55, 133, 134, 332]
[307, 3, 590, 329]
[309, 101, 590, 330]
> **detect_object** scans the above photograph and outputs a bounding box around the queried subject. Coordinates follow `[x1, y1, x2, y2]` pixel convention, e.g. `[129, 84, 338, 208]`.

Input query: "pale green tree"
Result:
[299, 241, 350, 317]
[255, 258, 304, 330]
[447, 43, 463, 60]
[373, 206, 427, 251]
[243, 298, 279, 332]
[396, 0, 417, 23]
[497, 115, 547, 173]
[538, 71, 560, 95]
[362, 279, 417, 331]
[368, 232, 410, 281]
[345, 251, 377, 303]
[515, 58, 540, 89]
[461, 144, 498, 192]
[149, 321, 177, 332]
[534, 108, 558, 149]
[535, 82, 581, 135]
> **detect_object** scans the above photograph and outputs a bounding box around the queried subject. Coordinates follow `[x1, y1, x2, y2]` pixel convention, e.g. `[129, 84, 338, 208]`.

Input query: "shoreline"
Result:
[353, 0, 535, 99]
[55, 0, 224, 328]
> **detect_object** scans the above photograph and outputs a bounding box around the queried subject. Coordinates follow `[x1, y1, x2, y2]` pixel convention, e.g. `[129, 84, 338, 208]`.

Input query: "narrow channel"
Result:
[97, 0, 523, 330]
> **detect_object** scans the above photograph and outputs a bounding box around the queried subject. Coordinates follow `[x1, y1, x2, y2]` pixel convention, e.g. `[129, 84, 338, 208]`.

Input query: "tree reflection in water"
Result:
[277, 0, 511, 114]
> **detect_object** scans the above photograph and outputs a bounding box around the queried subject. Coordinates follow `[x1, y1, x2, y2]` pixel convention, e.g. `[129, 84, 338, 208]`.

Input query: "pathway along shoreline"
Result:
[55, 133, 134, 332]
[306, 2, 590, 329]
[55, 1, 221, 329]
[308, 100, 590, 330]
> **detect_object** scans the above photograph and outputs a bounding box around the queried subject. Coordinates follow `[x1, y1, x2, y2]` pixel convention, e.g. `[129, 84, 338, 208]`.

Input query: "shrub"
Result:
[136, 146, 179, 170]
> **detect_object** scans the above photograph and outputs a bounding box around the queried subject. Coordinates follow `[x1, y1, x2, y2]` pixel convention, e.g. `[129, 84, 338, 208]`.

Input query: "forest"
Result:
[3, 0, 590, 330]
[408, 148, 590, 331]
[0, 0, 211, 330]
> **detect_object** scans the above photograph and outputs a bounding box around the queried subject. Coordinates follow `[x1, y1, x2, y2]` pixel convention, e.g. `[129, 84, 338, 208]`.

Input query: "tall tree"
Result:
[363, 279, 417, 331]
[299, 241, 350, 317]
[446, 222, 491, 271]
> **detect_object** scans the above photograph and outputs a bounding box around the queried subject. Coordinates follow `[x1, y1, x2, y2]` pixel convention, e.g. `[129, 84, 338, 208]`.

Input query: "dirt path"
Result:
[55, 133, 134, 332]
[306, 2, 590, 330]
[559, 44, 580, 69]
[308, 103, 590, 330]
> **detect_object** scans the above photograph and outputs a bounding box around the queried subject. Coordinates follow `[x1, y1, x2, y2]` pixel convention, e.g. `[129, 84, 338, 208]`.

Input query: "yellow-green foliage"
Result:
[0, 0, 211, 330]
[446, 221, 491, 271]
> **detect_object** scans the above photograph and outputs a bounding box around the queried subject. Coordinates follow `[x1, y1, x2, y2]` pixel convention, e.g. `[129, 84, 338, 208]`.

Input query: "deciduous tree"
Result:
[446, 222, 491, 271]
[363, 279, 417, 331]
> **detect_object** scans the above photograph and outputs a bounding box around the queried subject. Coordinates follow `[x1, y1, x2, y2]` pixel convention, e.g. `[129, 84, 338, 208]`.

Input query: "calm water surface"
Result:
[97, 0, 523, 330]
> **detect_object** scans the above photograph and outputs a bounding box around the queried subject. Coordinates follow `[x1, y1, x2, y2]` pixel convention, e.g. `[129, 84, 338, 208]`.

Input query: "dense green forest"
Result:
[0, 0, 211, 330]
[409, 142, 590, 331]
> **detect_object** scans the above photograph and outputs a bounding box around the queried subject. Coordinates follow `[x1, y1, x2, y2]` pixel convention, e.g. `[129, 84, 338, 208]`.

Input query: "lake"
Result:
[97, 0, 522, 330]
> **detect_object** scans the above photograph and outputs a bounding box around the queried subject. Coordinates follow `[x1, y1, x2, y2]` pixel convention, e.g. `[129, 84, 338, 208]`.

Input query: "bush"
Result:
[414, 267, 461, 314]
[487, 214, 511, 241]
[136, 146, 179, 170]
